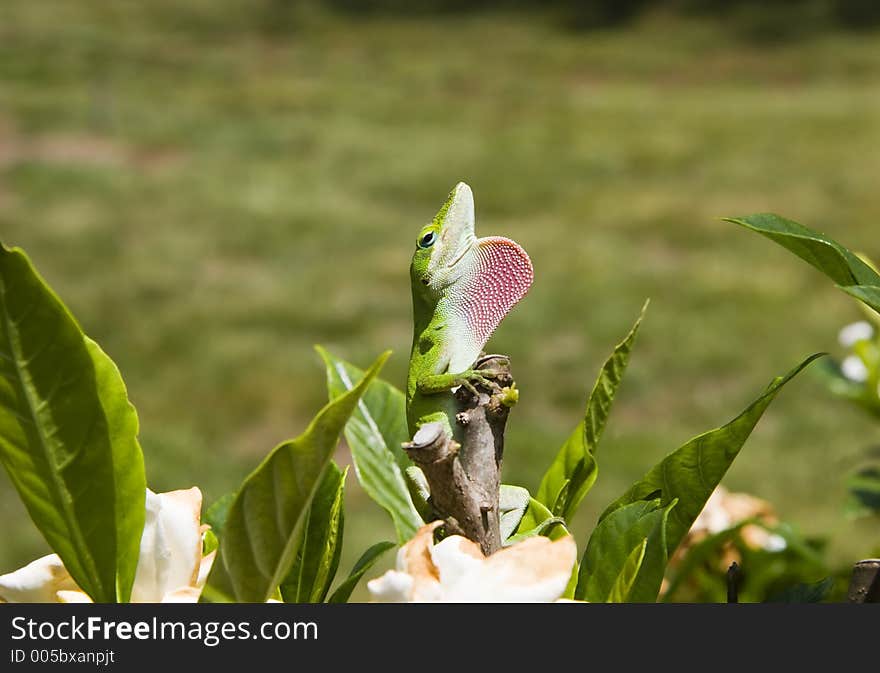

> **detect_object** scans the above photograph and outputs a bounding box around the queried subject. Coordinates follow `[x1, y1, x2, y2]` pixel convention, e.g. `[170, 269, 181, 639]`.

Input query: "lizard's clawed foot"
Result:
[459, 369, 503, 396]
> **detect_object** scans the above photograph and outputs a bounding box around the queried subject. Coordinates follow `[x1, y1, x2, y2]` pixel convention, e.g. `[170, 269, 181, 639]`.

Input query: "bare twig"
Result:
[403, 354, 514, 555]
[727, 561, 740, 604]
[847, 559, 880, 603]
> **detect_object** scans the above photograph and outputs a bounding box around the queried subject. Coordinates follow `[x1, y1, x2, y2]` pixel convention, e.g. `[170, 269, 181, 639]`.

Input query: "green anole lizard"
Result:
[406, 182, 534, 441]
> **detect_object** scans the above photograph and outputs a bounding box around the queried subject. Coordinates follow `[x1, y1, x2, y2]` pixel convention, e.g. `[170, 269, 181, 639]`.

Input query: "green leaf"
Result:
[767, 577, 835, 603]
[499, 484, 531, 542]
[202, 529, 219, 556]
[608, 539, 647, 604]
[0, 244, 145, 603]
[600, 354, 821, 559]
[513, 497, 569, 542]
[535, 301, 646, 521]
[316, 347, 422, 543]
[726, 214, 880, 313]
[661, 521, 752, 602]
[841, 285, 880, 315]
[204, 492, 235, 536]
[327, 541, 396, 604]
[405, 465, 433, 520]
[280, 463, 347, 603]
[576, 499, 674, 602]
[847, 465, 880, 516]
[218, 351, 389, 602]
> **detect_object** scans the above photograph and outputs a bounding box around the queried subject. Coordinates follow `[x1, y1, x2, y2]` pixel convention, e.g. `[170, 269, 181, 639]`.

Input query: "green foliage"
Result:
[602, 354, 822, 558]
[535, 301, 646, 522]
[281, 463, 347, 603]
[726, 214, 880, 314]
[0, 244, 145, 603]
[767, 577, 834, 603]
[661, 523, 750, 601]
[514, 498, 569, 542]
[847, 464, 880, 517]
[662, 520, 830, 602]
[317, 348, 423, 544]
[814, 358, 880, 417]
[576, 499, 674, 602]
[328, 541, 396, 604]
[499, 484, 531, 541]
[204, 492, 236, 536]
[217, 351, 389, 603]
[607, 539, 647, 603]
[7, 3, 879, 576]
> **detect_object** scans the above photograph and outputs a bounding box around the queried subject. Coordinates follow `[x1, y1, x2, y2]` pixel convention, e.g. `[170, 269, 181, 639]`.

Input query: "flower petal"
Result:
[449, 535, 576, 602]
[397, 521, 442, 586]
[196, 549, 217, 590]
[367, 570, 417, 602]
[369, 522, 577, 602]
[161, 586, 202, 603]
[429, 535, 485, 588]
[0, 554, 78, 603]
[131, 487, 203, 603]
[56, 590, 93, 603]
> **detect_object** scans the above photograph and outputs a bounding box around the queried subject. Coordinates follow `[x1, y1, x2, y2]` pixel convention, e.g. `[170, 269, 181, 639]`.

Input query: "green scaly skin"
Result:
[406, 182, 534, 441]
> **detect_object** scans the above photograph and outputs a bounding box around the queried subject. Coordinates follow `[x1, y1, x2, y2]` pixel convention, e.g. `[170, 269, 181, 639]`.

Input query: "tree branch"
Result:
[847, 559, 880, 603]
[403, 354, 514, 555]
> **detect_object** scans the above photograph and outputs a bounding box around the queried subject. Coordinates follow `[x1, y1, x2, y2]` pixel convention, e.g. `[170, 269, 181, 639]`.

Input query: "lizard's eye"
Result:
[418, 231, 437, 248]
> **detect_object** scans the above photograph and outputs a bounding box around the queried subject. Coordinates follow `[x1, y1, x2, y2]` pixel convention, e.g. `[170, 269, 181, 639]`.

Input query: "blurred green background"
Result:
[2, 0, 879, 595]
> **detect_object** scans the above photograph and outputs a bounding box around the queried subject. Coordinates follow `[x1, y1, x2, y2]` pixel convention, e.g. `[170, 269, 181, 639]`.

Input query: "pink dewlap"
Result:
[456, 236, 534, 351]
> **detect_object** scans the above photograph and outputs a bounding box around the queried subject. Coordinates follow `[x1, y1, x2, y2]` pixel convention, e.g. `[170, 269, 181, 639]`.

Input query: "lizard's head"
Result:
[411, 182, 478, 294]
[410, 181, 534, 371]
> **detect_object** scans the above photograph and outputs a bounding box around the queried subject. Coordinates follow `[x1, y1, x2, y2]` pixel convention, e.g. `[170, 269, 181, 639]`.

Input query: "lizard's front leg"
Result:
[416, 368, 504, 398]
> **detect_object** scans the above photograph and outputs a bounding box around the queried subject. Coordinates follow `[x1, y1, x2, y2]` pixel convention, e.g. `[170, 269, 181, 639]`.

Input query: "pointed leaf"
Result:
[608, 539, 647, 603]
[841, 285, 880, 315]
[0, 244, 145, 603]
[204, 492, 235, 536]
[600, 354, 821, 559]
[726, 214, 880, 313]
[536, 301, 646, 521]
[513, 497, 570, 542]
[577, 499, 674, 602]
[218, 351, 389, 602]
[316, 347, 422, 543]
[280, 463, 347, 603]
[327, 541, 396, 604]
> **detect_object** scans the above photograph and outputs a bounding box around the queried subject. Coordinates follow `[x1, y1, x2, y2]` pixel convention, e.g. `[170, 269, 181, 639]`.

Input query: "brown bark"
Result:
[403, 354, 514, 555]
[847, 559, 880, 603]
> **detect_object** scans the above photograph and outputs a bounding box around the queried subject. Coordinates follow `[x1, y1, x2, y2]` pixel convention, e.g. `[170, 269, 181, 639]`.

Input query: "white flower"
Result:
[368, 521, 577, 603]
[841, 355, 869, 383]
[838, 321, 874, 348]
[0, 488, 215, 603]
[0, 554, 79, 603]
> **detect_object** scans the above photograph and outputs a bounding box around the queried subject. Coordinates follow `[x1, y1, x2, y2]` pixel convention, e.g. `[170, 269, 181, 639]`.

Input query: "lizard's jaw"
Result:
[432, 182, 477, 275]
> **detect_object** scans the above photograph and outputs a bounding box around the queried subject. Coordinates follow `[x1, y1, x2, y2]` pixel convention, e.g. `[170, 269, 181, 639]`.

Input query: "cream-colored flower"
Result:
[0, 554, 79, 602]
[368, 521, 577, 603]
[0, 488, 215, 603]
[690, 485, 785, 552]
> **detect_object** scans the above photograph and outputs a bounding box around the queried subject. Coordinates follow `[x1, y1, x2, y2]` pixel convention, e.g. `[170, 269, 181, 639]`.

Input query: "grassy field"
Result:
[2, 2, 879, 596]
